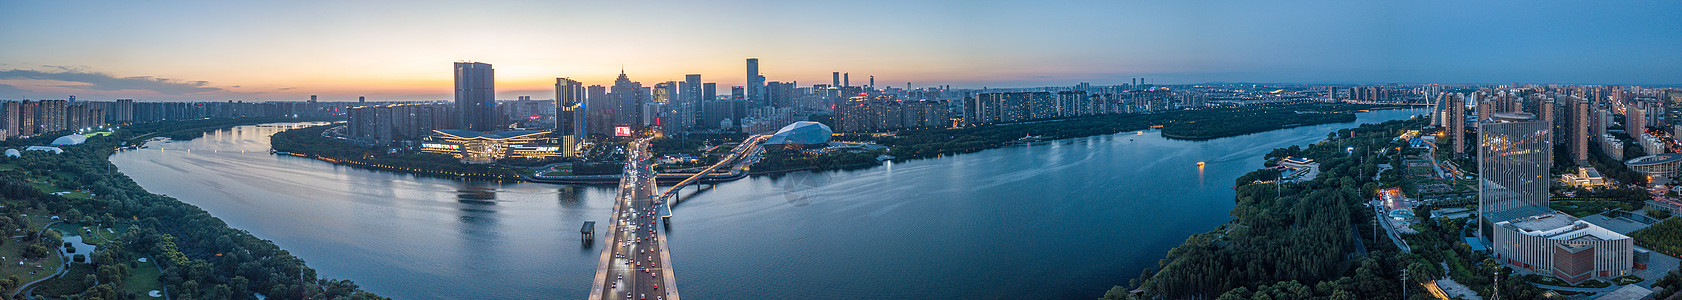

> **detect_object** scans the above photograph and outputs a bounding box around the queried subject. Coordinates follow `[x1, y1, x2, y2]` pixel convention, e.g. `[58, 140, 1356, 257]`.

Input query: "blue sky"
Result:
[0, 0, 1678, 101]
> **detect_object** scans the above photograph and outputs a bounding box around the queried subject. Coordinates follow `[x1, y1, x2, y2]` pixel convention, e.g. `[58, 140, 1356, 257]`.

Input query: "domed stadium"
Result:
[51, 134, 88, 146]
[764, 121, 832, 149]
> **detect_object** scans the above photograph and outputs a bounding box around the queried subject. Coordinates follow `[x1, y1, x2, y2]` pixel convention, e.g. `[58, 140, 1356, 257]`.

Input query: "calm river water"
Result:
[110, 108, 1423, 299]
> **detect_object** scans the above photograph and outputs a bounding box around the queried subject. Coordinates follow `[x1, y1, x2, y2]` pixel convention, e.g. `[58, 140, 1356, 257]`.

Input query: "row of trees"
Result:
[753, 149, 883, 173]
[873, 103, 1376, 163]
[0, 118, 383, 299]
[1630, 218, 1682, 256]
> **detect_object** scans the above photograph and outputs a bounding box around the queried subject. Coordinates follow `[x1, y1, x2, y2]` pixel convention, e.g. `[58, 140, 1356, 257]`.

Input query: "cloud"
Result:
[0, 84, 28, 99]
[0, 68, 227, 95]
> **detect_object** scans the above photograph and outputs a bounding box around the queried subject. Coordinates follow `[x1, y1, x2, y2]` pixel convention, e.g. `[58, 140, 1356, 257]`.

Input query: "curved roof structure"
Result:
[1626, 153, 1682, 166]
[4, 149, 18, 157]
[433, 130, 548, 140]
[51, 134, 87, 146]
[764, 121, 832, 145]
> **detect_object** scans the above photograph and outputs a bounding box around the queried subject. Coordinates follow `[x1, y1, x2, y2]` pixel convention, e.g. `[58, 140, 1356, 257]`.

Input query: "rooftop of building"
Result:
[433, 129, 548, 140]
[1491, 112, 1536, 122]
[1495, 210, 1630, 242]
[1626, 153, 1682, 166]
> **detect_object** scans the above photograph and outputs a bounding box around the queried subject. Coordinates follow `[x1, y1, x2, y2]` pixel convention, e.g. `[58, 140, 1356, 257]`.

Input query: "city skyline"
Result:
[2, 0, 1681, 101]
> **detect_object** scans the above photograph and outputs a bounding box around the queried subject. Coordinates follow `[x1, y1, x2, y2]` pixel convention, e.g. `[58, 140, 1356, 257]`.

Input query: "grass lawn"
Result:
[29, 182, 62, 194]
[77, 225, 122, 246]
[118, 259, 163, 297]
[47, 223, 121, 247]
[0, 163, 15, 171]
[541, 170, 574, 176]
[0, 239, 62, 289]
[20, 213, 57, 231]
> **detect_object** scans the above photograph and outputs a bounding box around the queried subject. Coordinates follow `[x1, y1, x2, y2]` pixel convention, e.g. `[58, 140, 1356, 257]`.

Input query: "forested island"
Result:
[269, 125, 528, 180]
[0, 118, 382, 299]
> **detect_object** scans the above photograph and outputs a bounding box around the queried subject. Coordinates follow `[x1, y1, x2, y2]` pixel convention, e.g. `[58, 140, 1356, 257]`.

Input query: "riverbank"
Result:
[1103, 116, 1566, 299]
[0, 117, 382, 299]
[1107, 117, 1427, 298]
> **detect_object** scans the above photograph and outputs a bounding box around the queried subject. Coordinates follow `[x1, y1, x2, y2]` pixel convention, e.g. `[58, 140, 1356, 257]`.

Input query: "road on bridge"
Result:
[589, 138, 678, 300]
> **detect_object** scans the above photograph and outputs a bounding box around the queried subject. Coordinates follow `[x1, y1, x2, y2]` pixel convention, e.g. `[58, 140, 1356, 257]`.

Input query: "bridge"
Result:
[527, 136, 765, 186]
[589, 138, 678, 300]
[654, 135, 767, 215]
[586, 134, 767, 299]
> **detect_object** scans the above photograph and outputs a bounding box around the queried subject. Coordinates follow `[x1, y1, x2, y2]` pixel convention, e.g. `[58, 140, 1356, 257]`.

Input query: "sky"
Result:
[1, 0, 1679, 101]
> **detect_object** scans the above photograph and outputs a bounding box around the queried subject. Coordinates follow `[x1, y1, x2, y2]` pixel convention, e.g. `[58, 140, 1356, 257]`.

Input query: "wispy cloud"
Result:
[0, 67, 227, 95]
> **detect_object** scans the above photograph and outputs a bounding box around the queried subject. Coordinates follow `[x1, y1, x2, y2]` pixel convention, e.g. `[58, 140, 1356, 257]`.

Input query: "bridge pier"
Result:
[581, 221, 595, 242]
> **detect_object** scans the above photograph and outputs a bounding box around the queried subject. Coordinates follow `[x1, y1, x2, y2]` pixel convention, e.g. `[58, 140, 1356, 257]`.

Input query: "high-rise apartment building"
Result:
[1, 101, 17, 139]
[454, 62, 497, 131]
[1628, 103, 1648, 134]
[1570, 97, 1590, 163]
[17, 101, 37, 137]
[1446, 93, 1467, 156]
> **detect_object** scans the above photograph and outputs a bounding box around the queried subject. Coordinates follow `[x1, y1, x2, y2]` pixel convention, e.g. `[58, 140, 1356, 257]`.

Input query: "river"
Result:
[109, 108, 1424, 299]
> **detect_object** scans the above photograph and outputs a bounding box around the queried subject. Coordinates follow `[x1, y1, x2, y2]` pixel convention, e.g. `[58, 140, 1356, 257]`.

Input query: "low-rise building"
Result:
[1490, 210, 1633, 284]
[420, 130, 572, 164]
[1626, 153, 1682, 185]
[1560, 166, 1607, 188]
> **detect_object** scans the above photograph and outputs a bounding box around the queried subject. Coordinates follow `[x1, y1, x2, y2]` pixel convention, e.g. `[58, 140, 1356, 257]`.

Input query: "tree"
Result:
[64, 208, 83, 224]
[23, 244, 50, 259]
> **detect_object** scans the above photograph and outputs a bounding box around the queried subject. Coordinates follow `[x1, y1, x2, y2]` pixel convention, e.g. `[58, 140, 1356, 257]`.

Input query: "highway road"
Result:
[590, 138, 677, 300]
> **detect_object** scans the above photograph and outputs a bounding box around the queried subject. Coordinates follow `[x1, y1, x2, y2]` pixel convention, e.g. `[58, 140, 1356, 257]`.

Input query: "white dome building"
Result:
[763, 121, 833, 148]
[51, 134, 87, 146]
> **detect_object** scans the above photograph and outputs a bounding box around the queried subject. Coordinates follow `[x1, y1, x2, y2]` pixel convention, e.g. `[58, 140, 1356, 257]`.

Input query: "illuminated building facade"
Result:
[1478, 112, 1552, 226]
[421, 130, 571, 164]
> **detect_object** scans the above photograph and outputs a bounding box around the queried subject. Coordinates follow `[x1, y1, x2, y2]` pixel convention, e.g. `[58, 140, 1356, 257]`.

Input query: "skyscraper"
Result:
[454, 62, 497, 131]
[746, 58, 762, 105]
[1478, 112, 1551, 236]
[684, 74, 702, 129]
[610, 70, 645, 128]
[555, 78, 583, 136]
[585, 85, 610, 136]
[702, 83, 716, 102]
[832, 72, 840, 87]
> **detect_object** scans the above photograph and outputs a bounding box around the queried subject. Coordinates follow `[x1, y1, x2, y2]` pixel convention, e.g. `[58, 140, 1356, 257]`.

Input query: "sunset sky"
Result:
[2, 0, 1679, 101]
